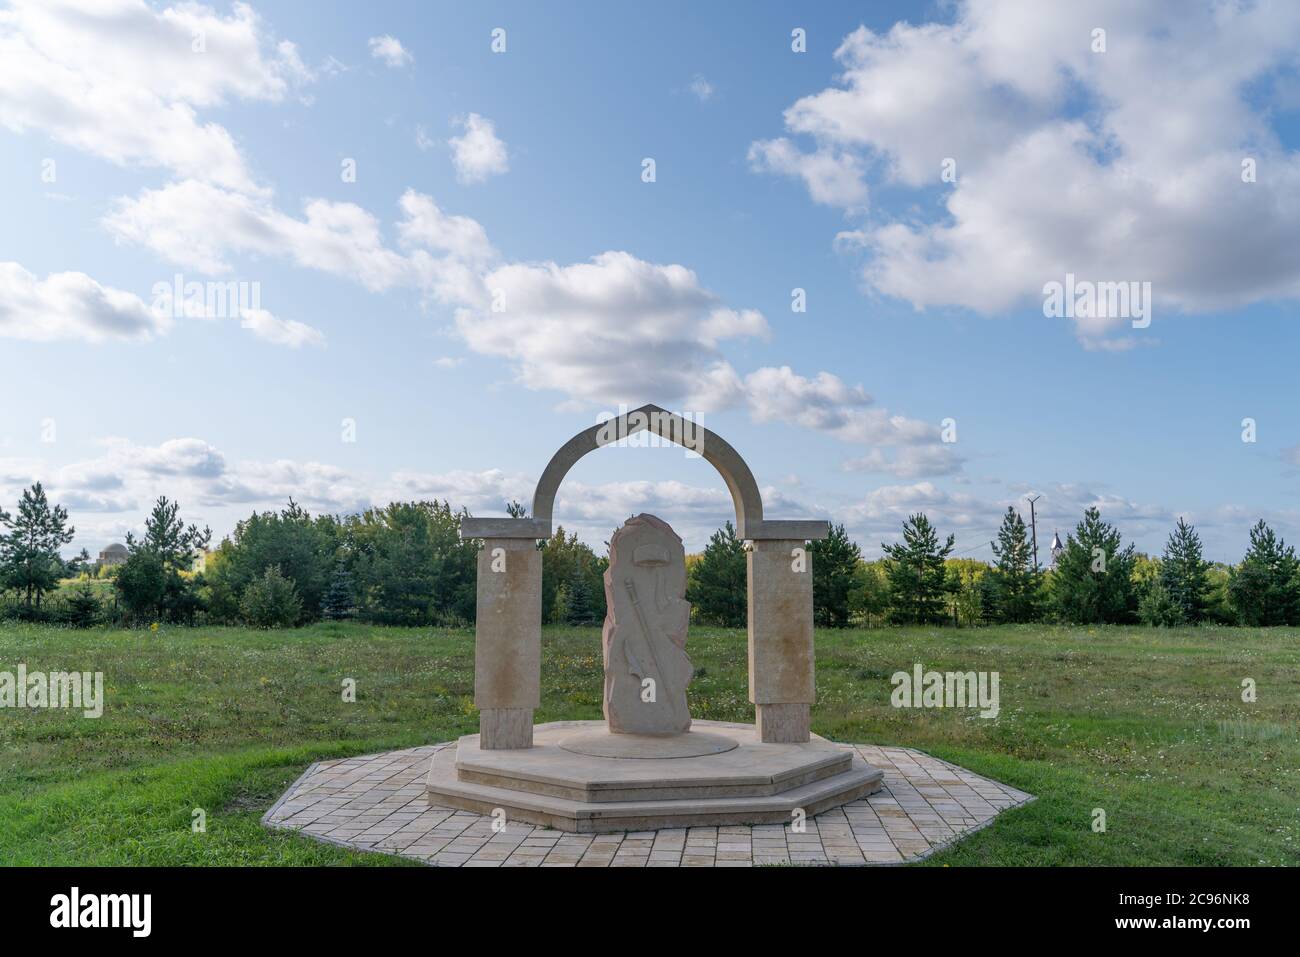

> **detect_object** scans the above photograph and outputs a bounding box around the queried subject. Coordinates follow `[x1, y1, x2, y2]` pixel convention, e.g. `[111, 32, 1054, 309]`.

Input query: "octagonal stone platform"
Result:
[427, 721, 883, 832]
[264, 721, 1035, 866]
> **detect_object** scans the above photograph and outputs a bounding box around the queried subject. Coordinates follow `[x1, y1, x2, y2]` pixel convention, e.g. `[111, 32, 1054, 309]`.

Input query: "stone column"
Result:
[473, 538, 542, 749]
[747, 539, 815, 743]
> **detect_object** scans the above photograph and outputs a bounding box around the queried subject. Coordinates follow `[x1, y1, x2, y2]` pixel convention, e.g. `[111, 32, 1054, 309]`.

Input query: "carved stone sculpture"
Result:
[601, 513, 692, 734]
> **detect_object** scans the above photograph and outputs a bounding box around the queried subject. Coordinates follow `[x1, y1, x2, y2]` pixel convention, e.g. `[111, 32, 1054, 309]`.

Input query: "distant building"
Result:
[1049, 531, 1064, 567]
[97, 543, 128, 568]
[190, 551, 208, 574]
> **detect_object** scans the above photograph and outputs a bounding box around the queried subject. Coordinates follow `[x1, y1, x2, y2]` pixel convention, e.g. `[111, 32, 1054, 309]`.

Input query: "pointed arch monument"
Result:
[460, 404, 830, 749]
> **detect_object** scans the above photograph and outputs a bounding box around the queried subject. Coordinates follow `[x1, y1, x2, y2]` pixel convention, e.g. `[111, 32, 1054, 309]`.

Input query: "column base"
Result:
[479, 708, 534, 749]
[755, 702, 811, 744]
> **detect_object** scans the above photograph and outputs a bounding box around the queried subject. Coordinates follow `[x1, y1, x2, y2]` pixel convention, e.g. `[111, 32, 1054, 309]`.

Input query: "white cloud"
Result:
[688, 74, 714, 102]
[120, 437, 227, 478]
[395, 189, 496, 265]
[205, 458, 372, 513]
[103, 181, 484, 293]
[743, 366, 869, 425]
[30, 436, 372, 519]
[103, 176, 944, 457]
[753, 1, 1300, 348]
[454, 251, 768, 408]
[838, 482, 994, 558]
[0, 0, 310, 192]
[448, 113, 509, 184]
[101, 171, 940, 458]
[0, 261, 169, 342]
[446, 259, 943, 461]
[845, 481, 978, 523]
[33, 437, 226, 515]
[748, 138, 867, 207]
[239, 308, 324, 348]
[386, 468, 533, 514]
[843, 445, 964, 479]
[1020, 482, 1174, 532]
[555, 479, 745, 548]
[833, 478, 1194, 559]
[742, 366, 938, 448]
[368, 34, 412, 69]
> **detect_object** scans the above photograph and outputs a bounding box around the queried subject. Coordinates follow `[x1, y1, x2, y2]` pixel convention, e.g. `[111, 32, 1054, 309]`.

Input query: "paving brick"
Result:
[264, 740, 1034, 868]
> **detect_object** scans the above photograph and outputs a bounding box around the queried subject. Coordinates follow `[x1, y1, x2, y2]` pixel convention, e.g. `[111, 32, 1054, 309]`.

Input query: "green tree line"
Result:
[3, 481, 1299, 629]
[688, 507, 1300, 629]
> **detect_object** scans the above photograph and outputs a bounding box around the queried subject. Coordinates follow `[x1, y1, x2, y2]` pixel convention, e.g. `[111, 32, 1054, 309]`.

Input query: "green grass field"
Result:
[0, 621, 1296, 866]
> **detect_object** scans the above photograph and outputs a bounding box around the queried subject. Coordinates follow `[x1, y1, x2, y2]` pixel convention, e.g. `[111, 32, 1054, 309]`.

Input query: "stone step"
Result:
[447, 723, 858, 803]
[426, 747, 885, 833]
[452, 748, 857, 806]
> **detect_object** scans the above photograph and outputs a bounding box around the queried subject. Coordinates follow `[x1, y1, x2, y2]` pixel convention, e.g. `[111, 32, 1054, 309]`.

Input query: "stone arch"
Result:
[533, 404, 763, 538]
[460, 404, 827, 542]
[459, 403, 828, 750]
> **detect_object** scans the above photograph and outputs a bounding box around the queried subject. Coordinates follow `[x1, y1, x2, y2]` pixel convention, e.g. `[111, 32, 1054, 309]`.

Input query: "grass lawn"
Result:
[0, 621, 1296, 866]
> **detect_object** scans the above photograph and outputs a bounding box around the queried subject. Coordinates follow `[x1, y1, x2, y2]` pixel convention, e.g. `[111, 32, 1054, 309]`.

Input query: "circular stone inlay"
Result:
[557, 729, 740, 759]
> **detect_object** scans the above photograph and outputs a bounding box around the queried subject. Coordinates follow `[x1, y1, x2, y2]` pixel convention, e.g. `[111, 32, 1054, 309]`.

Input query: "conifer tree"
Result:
[808, 523, 862, 627]
[117, 497, 210, 622]
[65, 582, 103, 628]
[881, 513, 954, 625]
[686, 521, 747, 627]
[989, 506, 1039, 622]
[565, 565, 594, 624]
[0, 482, 75, 611]
[320, 562, 357, 620]
[1158, 518, 1210, 624]
[1051, 507, 1137, 624]
[539, 526, 606, 624]
[1228, 520, 1300, 626]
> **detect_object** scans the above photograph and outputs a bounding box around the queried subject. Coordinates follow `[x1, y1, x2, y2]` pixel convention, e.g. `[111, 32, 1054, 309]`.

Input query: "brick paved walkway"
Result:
[263, 738, 1034, 866]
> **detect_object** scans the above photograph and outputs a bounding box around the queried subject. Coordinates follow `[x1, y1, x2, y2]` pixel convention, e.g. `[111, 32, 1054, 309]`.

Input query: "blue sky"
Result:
[1, 0, 1298, 561]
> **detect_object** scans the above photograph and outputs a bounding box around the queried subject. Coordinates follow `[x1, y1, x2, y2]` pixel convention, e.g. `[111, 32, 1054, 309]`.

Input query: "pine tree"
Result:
[320, 562, 357, 620]
[117, 497, 210, 622]
[881, 514, 955, 625]
[1228, 520, 1300, 626]
[0, 482, 75, 612]
[1159, 518, 1210, 624]
[808, 523, 862, 627]
[65, 583, 102, 628]
[686, 521, 747, 627]
[565, 566, 594, 624]
[1051, 507, 1137, 624]
[126, 497, 211, 578]
[989, 506, 1040, 622]
[539, 526, 606, 625]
